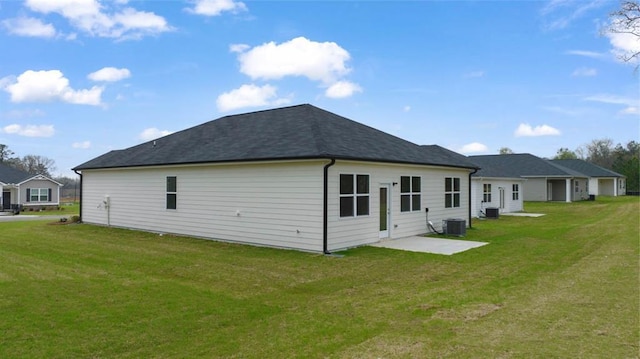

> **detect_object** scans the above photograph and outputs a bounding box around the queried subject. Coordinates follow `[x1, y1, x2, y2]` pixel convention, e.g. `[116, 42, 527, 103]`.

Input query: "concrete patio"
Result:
[370, 236, 488, 255]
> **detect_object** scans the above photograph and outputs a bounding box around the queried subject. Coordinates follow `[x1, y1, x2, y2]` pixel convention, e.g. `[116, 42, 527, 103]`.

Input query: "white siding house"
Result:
[551, 159, 626, 197]
[470, 154, 590, 203]
[470, 177, 524, 218]
[74, 105, 478, 253]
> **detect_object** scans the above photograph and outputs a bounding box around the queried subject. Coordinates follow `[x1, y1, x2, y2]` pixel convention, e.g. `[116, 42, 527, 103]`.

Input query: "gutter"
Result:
[73, 169, 82, 222]
[468, 168, 478, 229]
[323, 158, 336, 254]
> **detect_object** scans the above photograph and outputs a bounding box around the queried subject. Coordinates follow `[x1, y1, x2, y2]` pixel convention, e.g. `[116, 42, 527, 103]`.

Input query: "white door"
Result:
[379, 185, 391, 238]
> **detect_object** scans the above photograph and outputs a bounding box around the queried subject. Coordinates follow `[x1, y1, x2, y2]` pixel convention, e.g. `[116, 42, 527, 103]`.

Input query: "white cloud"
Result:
[514, 123, 561, 137]
[565, 50, 605, 59]
[216, 84, 290, 112]
[540, 0, 606, 31]
[229, 43, 249, 53]
[139, 128, 173, 141]
[585, 94, 640, 115]
[464, 70, 485, 78]
[236, 37, 352, 84]
[2, 17, 56, 37]
[571, 67, 597, 77]
[186, 0, 247, 16]
[458, 142, 489, 154]
[2, 70, 103, 106]
[88, 67, 131, 82]
[24, 0, 172, 40]
[2, 124, 55, 137]
[325, 81, 362, 99]
[72, 141, 91, 149]
[605, 29, 640, 64]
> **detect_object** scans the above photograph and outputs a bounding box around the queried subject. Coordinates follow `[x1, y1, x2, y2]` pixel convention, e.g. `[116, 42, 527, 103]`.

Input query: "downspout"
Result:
[73, 169, 82, 223]
[468, 168, 478, 229]
[323, 158, 336, 254]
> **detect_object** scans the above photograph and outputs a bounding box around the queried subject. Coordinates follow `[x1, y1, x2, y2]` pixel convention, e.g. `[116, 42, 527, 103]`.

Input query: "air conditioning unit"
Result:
[442, 218, 466, 236]
[485, 207, 500, 219]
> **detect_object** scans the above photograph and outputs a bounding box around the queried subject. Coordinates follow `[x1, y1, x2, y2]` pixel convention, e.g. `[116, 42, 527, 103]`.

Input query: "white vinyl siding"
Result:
[327, 161, 470, 251]
[81, 160, 325, 252]
[471, 179, 524, 217]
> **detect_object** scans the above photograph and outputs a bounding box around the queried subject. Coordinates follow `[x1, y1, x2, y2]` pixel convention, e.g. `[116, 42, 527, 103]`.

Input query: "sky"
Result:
[0, 0, 638, 177]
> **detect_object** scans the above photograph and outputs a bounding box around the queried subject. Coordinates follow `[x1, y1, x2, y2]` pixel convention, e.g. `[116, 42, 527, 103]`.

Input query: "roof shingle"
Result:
[74, 104, 478, 170]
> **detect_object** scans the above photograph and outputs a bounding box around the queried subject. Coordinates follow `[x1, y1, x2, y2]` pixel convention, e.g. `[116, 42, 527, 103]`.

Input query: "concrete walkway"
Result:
[500, 212, 546, 217]
[0, 214, 71, 222]
[370, 236, 488, 255]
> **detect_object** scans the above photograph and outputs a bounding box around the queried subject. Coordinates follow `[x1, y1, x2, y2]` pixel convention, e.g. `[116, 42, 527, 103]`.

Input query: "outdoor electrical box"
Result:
[442, 218, 466, 236]
[486, 207, 500, 219]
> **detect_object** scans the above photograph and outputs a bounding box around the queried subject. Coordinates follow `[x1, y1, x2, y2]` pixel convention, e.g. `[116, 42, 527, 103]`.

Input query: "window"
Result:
[445, 177, 460, 208]
[575, 180, 579, 193]
[340, 174, 369, 217]
[400, 176, 421, 212]
[166, 176, 177, 210]
[483, 183, 492, 203]
[27, 188, 50, 202]
[512, 184, 519, 200]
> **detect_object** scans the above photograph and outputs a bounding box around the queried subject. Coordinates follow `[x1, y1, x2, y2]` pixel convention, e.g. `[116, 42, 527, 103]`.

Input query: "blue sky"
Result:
[0, 0, 638, 177]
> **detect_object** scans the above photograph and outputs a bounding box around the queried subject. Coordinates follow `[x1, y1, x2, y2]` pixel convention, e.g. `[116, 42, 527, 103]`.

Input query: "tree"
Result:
[582, 138, 615, 169]
[612, 141, 640, 192]
[499, 147, 514, 154]
[0, 144, 15, 163]
[607, 1, 640, 67]
[553, 147, 578, 160]
[13, 155, 57, 177]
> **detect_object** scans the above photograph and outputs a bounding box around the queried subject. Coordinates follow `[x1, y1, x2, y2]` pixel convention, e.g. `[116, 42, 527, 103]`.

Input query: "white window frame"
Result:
[339, 174, 370, 218]
[445, 177, 461, 208]
[29, 188, 49, 203]
[512, 184, 520, 200]
[400, 176, 421, 212]
[483, 183, 492, 203]
[166, 176, 177, 210]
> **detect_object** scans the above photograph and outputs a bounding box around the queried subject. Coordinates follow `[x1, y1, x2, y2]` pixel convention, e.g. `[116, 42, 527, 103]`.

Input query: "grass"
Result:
[0, 197, 637, 358]
[18, 202, 79, 216]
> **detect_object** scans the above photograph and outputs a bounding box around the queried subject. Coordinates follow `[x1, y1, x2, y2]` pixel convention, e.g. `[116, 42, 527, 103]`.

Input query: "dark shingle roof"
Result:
[0, 163, 32, 184]
[550, 159, 624, 178]
[469, 153, 586, 178]
[74, 104, 478, 170]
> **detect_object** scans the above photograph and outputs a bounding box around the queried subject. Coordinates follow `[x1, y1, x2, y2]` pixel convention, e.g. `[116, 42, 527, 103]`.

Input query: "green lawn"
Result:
[0, 197, 638, 358]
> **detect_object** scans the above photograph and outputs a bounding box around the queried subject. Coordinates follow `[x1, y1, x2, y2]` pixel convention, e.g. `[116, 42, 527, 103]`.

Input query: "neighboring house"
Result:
[550, 159, 626, 197]
[73, 104, 479, 253]
[469, 171, 525, 218]
[469, 154, 590, 203]
[0, 163, 63, 211]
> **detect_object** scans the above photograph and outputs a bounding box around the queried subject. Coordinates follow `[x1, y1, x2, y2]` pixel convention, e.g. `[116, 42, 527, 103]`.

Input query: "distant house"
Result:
[550, 159, 626, 197]
[469, 175, 525, 218]
[73, 104, 479, 253]
[469, 154, 590, 203]
[0, 163, 63, 212]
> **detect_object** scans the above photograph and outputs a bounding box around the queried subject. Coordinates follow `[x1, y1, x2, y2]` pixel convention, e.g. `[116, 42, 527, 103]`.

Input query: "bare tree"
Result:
[582, 138, 615, 169]
[499, 147, 514, 154]
[607, 1, 640, 66]
[14, 155, 57, 177]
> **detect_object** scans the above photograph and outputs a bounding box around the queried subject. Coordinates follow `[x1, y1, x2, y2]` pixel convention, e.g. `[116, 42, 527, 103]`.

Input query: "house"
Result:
[469, 154, 590, 203]
[0, 163, 63, 212]
[468, 162, 526, 218]
[73, 104, 479, 253]
[550, 159, 626, 197]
